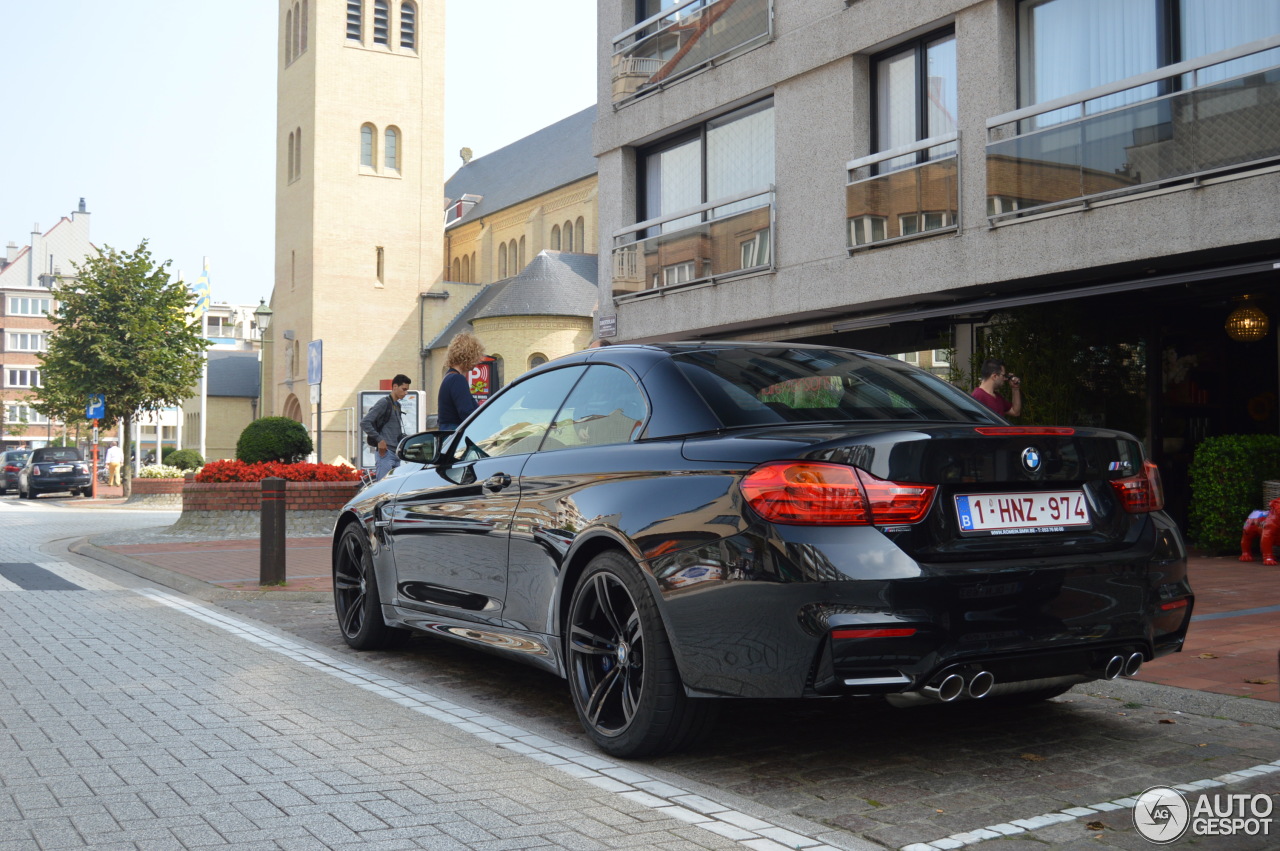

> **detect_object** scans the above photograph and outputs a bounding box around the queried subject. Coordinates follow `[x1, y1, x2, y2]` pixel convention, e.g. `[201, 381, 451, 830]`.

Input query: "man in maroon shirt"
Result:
[971, 358, 1023, 418]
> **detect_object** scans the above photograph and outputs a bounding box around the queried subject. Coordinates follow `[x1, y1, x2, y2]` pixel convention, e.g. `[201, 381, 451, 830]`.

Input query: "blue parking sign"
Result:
[86, 394, 105, 420]
[308, 340, 322, 385]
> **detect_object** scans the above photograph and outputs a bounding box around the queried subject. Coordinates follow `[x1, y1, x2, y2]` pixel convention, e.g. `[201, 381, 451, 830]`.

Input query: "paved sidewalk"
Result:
[74, 510, 1280, 705]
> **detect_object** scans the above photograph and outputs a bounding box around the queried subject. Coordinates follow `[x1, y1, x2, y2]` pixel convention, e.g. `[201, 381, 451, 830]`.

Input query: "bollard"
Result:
[260, 477, 287, 586]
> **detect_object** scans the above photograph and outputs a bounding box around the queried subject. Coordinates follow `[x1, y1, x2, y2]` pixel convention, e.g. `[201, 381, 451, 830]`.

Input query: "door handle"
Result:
[483, 473, 512, 492]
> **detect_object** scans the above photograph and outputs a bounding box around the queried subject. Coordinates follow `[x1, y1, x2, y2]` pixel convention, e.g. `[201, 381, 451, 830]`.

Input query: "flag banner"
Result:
[190, 262, 211, 321]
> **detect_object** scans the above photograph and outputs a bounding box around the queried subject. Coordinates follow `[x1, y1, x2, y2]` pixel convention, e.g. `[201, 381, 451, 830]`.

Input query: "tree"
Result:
[38, 241, 209, 497]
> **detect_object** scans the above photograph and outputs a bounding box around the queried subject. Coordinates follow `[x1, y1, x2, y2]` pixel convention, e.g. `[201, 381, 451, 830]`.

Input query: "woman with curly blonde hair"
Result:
[438, 332, 485, 430]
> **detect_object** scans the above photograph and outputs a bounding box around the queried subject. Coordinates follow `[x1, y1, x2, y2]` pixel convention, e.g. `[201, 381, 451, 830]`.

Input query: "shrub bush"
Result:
[165, 448, 204, 470]
[137, 464, 186, 479]
[236, 417, 314, 464]
[1188, 434, 1280, 553]
[195, 460, 360, 483]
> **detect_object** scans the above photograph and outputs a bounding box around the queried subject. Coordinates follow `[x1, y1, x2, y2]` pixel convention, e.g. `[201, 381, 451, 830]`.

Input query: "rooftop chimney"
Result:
[78, 198, 87, 213]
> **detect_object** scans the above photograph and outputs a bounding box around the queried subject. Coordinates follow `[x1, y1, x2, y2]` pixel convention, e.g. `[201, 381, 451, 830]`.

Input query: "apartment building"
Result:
[594, 0, 1280, 525]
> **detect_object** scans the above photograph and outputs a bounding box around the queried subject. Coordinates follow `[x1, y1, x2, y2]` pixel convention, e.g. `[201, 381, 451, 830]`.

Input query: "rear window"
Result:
[34, 448, 82, 462]
[671, 347, 1001, 428]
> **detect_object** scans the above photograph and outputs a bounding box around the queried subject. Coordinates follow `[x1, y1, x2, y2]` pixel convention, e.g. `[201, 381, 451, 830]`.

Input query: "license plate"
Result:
[51, 465, 72, 473]
[955, 490, 1089, 535]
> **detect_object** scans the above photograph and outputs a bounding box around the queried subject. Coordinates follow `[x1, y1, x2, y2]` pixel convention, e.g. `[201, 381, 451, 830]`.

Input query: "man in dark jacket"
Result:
[361, 373, 411, 482]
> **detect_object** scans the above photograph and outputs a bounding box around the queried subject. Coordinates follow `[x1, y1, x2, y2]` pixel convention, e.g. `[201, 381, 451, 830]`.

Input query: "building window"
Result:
[376, 246, 385, 283]
[347, 0, 362, 40]
[576, 217, 586, 252]
[7, 297, 52, 316]
[291, 249, 296, 290]
[563, 220, 574, 252]
[4, 403, 49, 426]
[662, 262, 696, 286]
[294, 127, 302, 180]
[849, 216, 888, 246]
[286, 8, 294, 63]
[739, 230, 770, 269]
[373, 0, 389, 44]
[518, 236, 525, 268]
[384, 126, 399, 171]
[529, 354, 547, 369]
[640, 99, 774, 234]
[452, 258, 461, 280]
[6, 332, 46, 352]
[360, 123, 375, 167]
[873, 29, 957, 171]
[551, 225, 561, 250]
[400, 1, 416, 50]
[1019, 0, 1280, 116]
[508, 240, 519, 274]
[301, 0, 308, 51]
[461, 255, 470, 283]
[899, 212, 952, 236]
[894, 351, 920, 365]
[5, 368, 42, 388]
[287, 131, 295, 182]
[498, 243, 508, 278]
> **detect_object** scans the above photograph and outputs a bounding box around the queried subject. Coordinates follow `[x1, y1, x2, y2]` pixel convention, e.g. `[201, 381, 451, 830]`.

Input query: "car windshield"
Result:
[671, 347, 1002, 428]
[34, 448, 82, 463]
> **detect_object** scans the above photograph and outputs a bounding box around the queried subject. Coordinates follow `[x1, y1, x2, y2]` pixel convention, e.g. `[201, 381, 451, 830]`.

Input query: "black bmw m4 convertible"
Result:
[332, 343, 1192, 758]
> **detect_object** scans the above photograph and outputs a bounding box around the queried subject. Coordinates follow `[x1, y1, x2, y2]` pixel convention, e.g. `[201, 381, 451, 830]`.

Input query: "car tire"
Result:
[566, 551, 717, 758]
[333, 523, 411, 651]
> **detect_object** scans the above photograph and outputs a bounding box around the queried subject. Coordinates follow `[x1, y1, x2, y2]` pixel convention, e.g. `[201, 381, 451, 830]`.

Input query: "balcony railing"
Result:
[845, 134, 959, 249]
[986, 36, 1280, 223]
[611, 187, 774, 300]
[611, 0, 772, 105]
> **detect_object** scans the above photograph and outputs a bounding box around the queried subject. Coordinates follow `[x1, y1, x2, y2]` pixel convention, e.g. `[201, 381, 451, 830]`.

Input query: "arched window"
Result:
[550, 224, 561, 250]
[471, 252, 477, 282]
[452, 258, 460, 280]
[519, 236, 526, 268]
[461, 255, 470, 283]
[293, 127, 302, 180]
[293, 3, 302, 58]
[376, 246, 385, 284]
[301, 0, 309, 51]
[508, 240, 518, 273]
[360, 124, 375, 167]
[285, 8, 294, 63]
[400, 1, 416, 50]
[576, 217, 586, 251]
[384, 126, 399, 171]
[287, 131, 295, 182]
[529, 354, 547, 370]
[373, 0, 389, 44]
[346, 0, 362, 41]
[564, 220, 574, 252]
[498, 243, 508, 278]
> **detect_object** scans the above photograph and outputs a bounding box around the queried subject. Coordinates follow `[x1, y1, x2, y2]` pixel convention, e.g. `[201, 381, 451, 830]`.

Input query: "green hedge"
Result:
[1188, 434, 1280, 553]
[165, 448, 204, 470]
[236, 417, 314, 464]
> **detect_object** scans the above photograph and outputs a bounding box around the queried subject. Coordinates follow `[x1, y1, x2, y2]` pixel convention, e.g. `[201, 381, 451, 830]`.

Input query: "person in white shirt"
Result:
[105, 441, 124, 487]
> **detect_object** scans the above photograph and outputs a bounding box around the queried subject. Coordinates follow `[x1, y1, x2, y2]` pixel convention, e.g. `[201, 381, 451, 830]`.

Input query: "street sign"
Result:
[309, 384, 320, 405]
[86, 394, 105, 419]
[308, 340, 323, 385]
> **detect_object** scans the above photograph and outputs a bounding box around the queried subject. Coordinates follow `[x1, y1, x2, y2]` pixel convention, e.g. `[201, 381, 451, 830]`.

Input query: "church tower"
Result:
[269, 0, 444, 456]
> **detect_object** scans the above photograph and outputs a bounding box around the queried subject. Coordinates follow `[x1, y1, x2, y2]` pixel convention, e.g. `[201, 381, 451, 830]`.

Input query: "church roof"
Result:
[476, 251, 598, 319]
[444, 106, 596, 227]
[428, 251, 598, 349]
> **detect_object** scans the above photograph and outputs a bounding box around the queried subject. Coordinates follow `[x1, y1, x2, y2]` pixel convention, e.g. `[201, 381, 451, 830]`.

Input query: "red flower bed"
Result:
[195, 460, 361, 483]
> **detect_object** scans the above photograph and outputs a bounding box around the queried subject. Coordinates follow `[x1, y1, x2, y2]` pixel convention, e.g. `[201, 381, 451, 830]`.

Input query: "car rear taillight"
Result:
[831, 627, 917, 639]
[974, 426, 1075, 436]
[740, 462, 936, 526]
[1110, 460, 1165, 513]
[31, 466, 41, 476]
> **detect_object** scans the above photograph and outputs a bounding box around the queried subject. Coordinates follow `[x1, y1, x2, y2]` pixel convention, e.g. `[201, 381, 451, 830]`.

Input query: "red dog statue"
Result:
[1240, 497, 1280, 565]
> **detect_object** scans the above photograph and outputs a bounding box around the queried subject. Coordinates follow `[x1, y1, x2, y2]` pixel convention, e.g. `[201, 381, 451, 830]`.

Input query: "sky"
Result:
[0, 0, 596, 308]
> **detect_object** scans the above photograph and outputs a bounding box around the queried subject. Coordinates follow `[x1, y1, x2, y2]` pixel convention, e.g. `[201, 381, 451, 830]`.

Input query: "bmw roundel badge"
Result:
[1021, 446, 1042, 473]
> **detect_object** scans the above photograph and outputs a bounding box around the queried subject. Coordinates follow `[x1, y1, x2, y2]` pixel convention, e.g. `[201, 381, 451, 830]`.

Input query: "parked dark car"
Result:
[2, 449, 31, 494]
[18, 446, 92, 499]
[331, 343, 1193, 757]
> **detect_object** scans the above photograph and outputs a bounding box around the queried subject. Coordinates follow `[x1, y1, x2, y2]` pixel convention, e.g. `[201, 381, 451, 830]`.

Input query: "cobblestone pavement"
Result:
[7, 498, 1280, 849]
[1, 502, 861, 851]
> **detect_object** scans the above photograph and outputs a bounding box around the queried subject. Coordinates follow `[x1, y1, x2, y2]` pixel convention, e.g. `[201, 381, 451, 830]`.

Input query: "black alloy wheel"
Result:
[566, 551, 716, 758]
[333, 524, 410, 650]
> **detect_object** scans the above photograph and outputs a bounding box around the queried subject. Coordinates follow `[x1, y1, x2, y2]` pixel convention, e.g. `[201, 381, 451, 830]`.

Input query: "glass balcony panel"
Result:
[846, 156, 958, 248]
[612, 0, 771, 103]
[988, 61, 1280, 219]
[611, 199, 773, 299]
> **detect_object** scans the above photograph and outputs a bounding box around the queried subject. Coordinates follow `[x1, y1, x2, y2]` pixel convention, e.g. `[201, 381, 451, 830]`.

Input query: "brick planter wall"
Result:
[169, 479, 361, 537]
[125, 477, 185, 508]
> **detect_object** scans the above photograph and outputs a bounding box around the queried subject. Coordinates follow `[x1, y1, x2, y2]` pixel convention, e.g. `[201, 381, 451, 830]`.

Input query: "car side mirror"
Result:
[397, 430, 451, 465]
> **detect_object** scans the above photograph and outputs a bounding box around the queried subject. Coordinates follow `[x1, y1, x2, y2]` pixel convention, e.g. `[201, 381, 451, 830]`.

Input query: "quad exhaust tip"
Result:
[1124, 651, 1144, 677]
[1103, 654, 1125, 680]
[923, 673, 966, 702]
